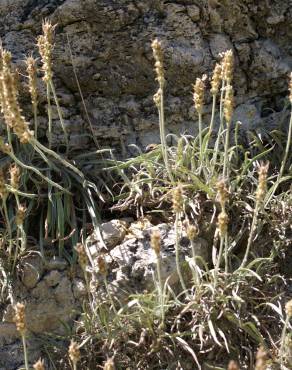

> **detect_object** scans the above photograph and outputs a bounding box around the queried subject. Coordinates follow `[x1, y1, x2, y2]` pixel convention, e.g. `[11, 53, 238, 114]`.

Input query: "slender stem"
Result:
[240, 202, 260, 269]
[47, 83, 52, 149]
[2, 198, 13, 255]
[22, 334, 29, 370]
[33, 103, 38, 140]
[224, 233, 228, 274]
[198, 113, 203, 167]
[104, 276, 117, 315]
[50, 80, 69, 153]
[174, 212, 187, 293]
[223, 122, 231, 180]
[214, 236, 224, 287]
[190, 240, 200, 286]
[279, 315, 289, 367]
[205, 94, 217, 153]
[156, 254, 164, 325]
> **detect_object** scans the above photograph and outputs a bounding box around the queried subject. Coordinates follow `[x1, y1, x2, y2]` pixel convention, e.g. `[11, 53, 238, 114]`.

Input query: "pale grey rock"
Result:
[20, 255, 44, 289]
[45, 256, 68, 271]
[44, 270, 62, 287]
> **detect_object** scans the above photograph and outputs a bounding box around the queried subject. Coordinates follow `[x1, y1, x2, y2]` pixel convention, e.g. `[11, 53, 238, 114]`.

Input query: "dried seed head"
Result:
[0, 49, 33, 143]
[151, 229, 161, 256]
[25, 56, 38, 108]
[103, 358, 115, 370]
[255, 345, 268, 370]
[16, 204, 26, 226]
[97, 255, 107, 276]
[0, 137, 12, 155]
[224, 84, 234, 124]
[37, 20, 55, 83]
[151, 39, 165, 88]
[256, 162, 269, 203]
[0, 169, 7, 199]
[285, 299, 292, 318]
[289, 72, 292, 104]
[10, 164, 20, 189]
[221, 50, 234, 84]
[153, 87, 162, 107]
[68, 340, 81, 366]
[186, 224, 199, 241]
[216, 179, 229, 207]
[33, 358, 45, 370]
[227, 360, 240, 370]
[211, 63, 222, 96]
[13, 302, 26, 335]
[172, 184, 184, 213]
[75, 243, 88, 271]
[218, 211, 228, 236]
[193, 75, 207, 114]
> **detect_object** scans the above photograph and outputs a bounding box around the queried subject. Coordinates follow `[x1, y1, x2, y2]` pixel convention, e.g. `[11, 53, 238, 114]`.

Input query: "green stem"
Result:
[240, 201, 260, 269]
[22, 334, 29, 370]
[205, 94, 217, 153]
[156, 254, 164, 325]
[174, 213, 187, 293]
[2, 198, 13, 256]
[279, 315, 290, 367]
[33, 103, 38, 141]
[223, 122, 231, 180]
[47, 83, 52, 150]
[190, 240, 200, 286]
[214, 236, 224, 287]
[104, 276, 117, 315]
[224, 233, 228, 274]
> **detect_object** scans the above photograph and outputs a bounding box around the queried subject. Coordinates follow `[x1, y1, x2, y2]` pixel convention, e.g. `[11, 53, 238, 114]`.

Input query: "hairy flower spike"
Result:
[216, 179, 229, 207]
[218, 211, 228, 237]
[16, 204, 26, 226]
[255, 345, 269, 370]
[0, 169, 7, 199]
[26, 56, 38, 108]
[151, 39, 165, 88]
[10, 164, 20, 189]
[211, 63, 222, 96]
[227, 360, 240, 370]
[221, 50, 234, 84]
[33, 358, 45, 370]
[224, 84, 234, 124]
[285, 299, 292, 318]
[193, 75, 207, 114]
[256, 162, 269, 202]
[37, 20, 55, 83]
[68, 340, 81, 366]
[186, 224, 199, 241]
[97, 255, 107, 276]
[103, 358, 115, 370]
[75, 243, 88, 271]
[13, 302, 26, 335]
[0, 49, 33, 143]
[172, 185, 184, 213]
[151, 229, 161, 256]
[0, 137, 12, 155]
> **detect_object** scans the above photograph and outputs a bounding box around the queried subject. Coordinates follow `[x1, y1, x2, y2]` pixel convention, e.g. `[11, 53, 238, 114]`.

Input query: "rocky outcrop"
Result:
[0, 1, 291, 152]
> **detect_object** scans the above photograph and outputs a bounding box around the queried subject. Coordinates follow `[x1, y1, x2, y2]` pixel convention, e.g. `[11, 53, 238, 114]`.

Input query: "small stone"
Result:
[21, 255, 44, 289]
[187, 5, 200, 21]
[0, 323, 18, 346]
[72, 279, 87, 299]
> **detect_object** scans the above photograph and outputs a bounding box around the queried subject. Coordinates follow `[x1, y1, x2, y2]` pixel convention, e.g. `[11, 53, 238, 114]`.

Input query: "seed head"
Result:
[224, 84, 234, 124]
[216, 179, 229, 207]
[37, 20, 55, 83]
[186, 224, 199, 241]
[151, 229, 161, 256]
[193, 75, 207, 114]
[0, 137, 12, 155]
[221, 50, 234, 84]
[0, 49, 33, 143]
[103, 358, 115, 370]
[227, 360, 240, 370]
[285, 299, 292, 318]
[68, 340, 81, 366]
[25, 56, 38, 108]
[75, 243, 88, 271]
[256, 162, 269, 203]
[172, 184, 184, 213]
[0, 169, 7, 199]
[255, 345, 268, 370]
[13, 302, 26, 336]
[10, 164, 20, 189]
[218, 211, 228, 236]
[211, 63, 222, 96]
[33, 358, 45, 370]
[151, 39, 165, 88]
[97, 255, 107, 276]
[16, 204, 26, 226]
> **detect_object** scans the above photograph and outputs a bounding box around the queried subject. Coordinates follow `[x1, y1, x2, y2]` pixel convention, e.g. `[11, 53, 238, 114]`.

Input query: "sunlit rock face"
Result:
[1, 0, 291, 152]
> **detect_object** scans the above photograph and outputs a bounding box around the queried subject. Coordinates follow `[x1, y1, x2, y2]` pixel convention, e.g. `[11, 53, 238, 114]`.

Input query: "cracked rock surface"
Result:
[0, 0, 291, 152]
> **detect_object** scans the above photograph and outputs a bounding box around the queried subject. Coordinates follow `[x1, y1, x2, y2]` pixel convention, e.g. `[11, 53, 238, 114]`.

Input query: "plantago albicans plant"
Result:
[68, 340, 81, 370]
[14, 302, 29, 370]
[151, 229, 164, 324]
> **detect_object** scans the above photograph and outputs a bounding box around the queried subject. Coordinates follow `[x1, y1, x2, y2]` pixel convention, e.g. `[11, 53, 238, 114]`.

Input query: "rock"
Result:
[0, 323, 18, 346]
[105, 223, 211, 298]
[21, 254, 44, 289]
[0, 0, 291, 151]
[72, 278, 87, 300]
[45, 257, 67, 271]
[44, 270, 62, 287]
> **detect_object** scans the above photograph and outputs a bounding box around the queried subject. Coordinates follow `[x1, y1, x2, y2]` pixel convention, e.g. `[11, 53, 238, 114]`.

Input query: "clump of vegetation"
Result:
[0, 21, 291, 369]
